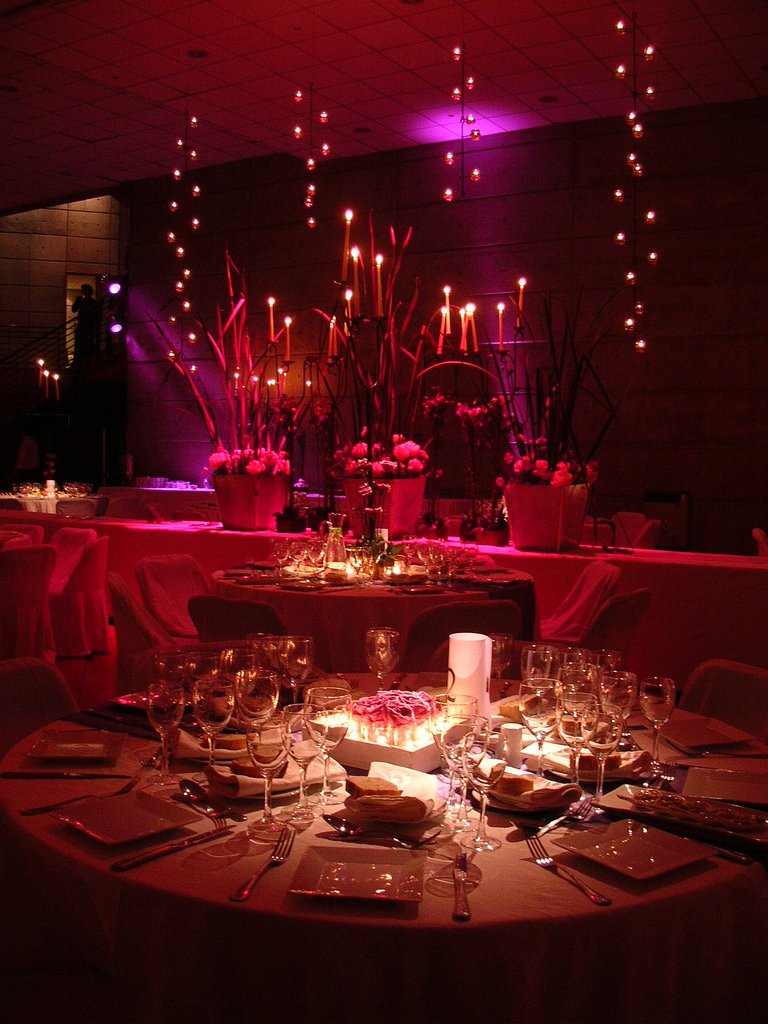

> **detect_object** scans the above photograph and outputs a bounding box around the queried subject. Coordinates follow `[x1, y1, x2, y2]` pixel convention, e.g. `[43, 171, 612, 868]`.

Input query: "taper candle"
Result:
[351, 247, 360, 317]
[283, 316, 292, 362]
[516, 277, 526, 328]
[341, 209, 353, 281]
[443, 286, 451, 334]
[466, 302, 478, 352]
[267, 296, 275, 342]
[459, 308, 468, 352]
[497, 302, 505, 347]
[375, 254, 383, 317]
[437, 307, 447, 355]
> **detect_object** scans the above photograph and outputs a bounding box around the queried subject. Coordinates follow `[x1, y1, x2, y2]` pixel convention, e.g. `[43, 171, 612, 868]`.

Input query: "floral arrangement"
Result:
[208, 445, 291, 478]
[335, 433, 428, 479]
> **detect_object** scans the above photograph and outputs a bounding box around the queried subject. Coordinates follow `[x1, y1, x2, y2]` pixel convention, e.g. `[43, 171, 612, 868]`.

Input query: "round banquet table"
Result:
[1, 721, 766, 1024]
[211, 570, 536, 672]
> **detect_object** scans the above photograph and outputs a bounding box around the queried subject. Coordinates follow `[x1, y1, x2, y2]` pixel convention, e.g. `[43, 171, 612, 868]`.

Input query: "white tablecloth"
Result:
[1, 723, 766, 1024]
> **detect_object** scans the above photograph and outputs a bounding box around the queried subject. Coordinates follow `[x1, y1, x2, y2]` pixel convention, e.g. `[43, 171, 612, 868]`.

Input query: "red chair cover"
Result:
[538, 562, 621, 644]
[0, 546, 56, 662]
[135, 555, 210, 641]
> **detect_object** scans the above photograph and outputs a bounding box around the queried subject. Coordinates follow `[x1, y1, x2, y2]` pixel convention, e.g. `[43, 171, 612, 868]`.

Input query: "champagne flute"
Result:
[557, 690, 597, 784]
[519, 678, 558, 777]
[147, 649, 188, 783]
[639, 675, 676, 774]
[365, 627, 400, 688]
[245, 716, 289, 841]
[458, 716, 500, 853]
[278, 635, 314, 702]
[192, 657, 235, 767]
[304, 686, 351, 807]
[582, 700, 624, 801]
[279, 704, 322, 825]
[599, 670, 638, 748]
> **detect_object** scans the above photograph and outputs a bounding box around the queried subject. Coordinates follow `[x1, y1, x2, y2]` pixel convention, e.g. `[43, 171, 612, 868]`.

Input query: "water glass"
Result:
[304, 686, 352, 806]
[192, 663, 235, 766]
[365, 627, 400, 687]
[147, 649, 188, 782]
[520, 643, 560, 681]
[457, 717, 500, 853]
[431, 695, 478, 827]
[278, 635, 314, 702]
[639, 675, 676, 772]
[599, 670, 638, 747]
[279, 704, 322, 825]
[489, 633, 515, 692]
[582, 700, 624, 801]
[556, 690, 597, 784]
[519, 678, 558, 777]
[245, 717, 289, 841]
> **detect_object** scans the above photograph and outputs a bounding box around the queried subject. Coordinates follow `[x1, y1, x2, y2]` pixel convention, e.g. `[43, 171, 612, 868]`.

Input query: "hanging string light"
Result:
[613, 13, 659, 352]
[166, 111, 201, 352]
[442, 43, 482, 201]
[293, 84, 330, 228]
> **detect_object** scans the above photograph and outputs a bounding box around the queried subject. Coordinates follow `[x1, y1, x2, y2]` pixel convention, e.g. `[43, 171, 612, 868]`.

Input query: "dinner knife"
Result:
[111, 826, 234, 872]
[0, 771, 132, 780]
[452, 851, 471, 921]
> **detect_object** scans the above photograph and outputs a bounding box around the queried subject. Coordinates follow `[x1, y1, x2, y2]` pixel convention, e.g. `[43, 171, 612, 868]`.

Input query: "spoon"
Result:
[322, 813, 439, 848]
[177, 779, 248, 822]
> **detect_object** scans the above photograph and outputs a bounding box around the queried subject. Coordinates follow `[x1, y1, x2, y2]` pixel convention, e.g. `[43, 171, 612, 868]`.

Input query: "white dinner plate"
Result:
[683, 767, 768, 808]
[53, 791, 198, 845]
[289, 846, 425, 902]
[661, 717, 755, 754]
[29, 730, 124, 763]
[554, 818, 713, 880]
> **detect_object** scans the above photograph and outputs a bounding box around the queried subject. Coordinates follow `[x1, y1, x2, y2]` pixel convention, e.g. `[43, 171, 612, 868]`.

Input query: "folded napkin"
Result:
[205, 757, 346, 799]
[347, 761, 443, 823]
[175, 730, 247, 762]
[486, 761, 582, 811]
[530, 743, 651, 781]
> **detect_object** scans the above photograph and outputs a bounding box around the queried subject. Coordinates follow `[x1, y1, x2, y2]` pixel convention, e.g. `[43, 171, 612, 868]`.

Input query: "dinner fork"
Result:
[229, 826, 296, 902]
[20, 773, 142, 816]
[524, 832, 611, 906]
[535, 794, 594, 838]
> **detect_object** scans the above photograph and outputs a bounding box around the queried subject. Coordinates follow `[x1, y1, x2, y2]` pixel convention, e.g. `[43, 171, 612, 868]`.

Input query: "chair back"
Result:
[0, 657, 77, 757]
[56, 498, 95, 518]
[187, 595, 288, 643]
[136, 554, 210, 640]
[104, 496, 153, 520]
[49, 527, 97, 595]
[0, 497, 24, 509]
[0, 545, 56, 661]
[107, 572, 175, 693]
[679, 659, 768, 742]
[0, 523, 45, 545]
[631, 518, 660, 549]
[611, 511, 649, 546]
[0, 530, 32, 550]
[580, 588, 652, 666]
[752, 527, 768, 557]
[49, 536, 111, 657]
[539, 562, 621, 644]
[401, 599, 523, 673]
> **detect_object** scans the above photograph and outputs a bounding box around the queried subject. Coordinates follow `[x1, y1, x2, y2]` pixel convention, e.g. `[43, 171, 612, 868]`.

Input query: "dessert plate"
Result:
[53, 791, 198, 845]
[289, 846, 424, 901]
[29, 730, 124, 763]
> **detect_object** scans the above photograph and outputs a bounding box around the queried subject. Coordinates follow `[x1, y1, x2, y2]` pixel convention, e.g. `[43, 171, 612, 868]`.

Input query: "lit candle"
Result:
[344, 288, 353, 332]
[443, 286, 451, 334]
[37, 357, 44, 385]
[267, 296, 275, 343]
[52, 372, 60, 400]
[497, 302, 505, 347]
[437, 307, 447, 355]
[375, 254, 383, 317]
[43, 368, 50, 398]
[328, 316, 337, 358]
[466, 302, 478, 352]
[516, 276, 526, 328]
[459, 307, 468, 353]
[283, 316, 292, 362]
[351, 247, 360, 317]
[341, 209, 353, 282]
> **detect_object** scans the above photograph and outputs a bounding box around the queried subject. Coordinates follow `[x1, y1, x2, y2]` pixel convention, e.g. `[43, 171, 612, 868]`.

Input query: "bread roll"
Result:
[497, 698, 523, 724]
[216, 734, 247, 752]
[492, 773, 535, 798]
[346, 777, 401, 799]
[231, 758, 288, 779]
[579, 751, 622, 772]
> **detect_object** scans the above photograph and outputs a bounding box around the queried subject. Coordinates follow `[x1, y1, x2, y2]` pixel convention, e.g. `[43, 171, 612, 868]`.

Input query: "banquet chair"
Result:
[105, 495, 160, 521]
[538, 562, 621, 644]
[630, 518, 661, 549]
[400, 599, 523, 673]
[0, 496, 24, 509]
[0, 657, 77, 758]
[49, 526, 97, 594]
[0, 522, 45, 544]
[0, 529, 32, 549]
[679, 659, 768, 743]
[188, 595, 288, 643]
[56, 497, 96, 518]
[49, 536, 111, 657]
[135, 554, 210, 642]
[578, 587, 652, 666]
[107, 572, 176, 693]
[0, 545, 56, 662]
[611, 511, 649, 546]
[752, 527, 768, 557]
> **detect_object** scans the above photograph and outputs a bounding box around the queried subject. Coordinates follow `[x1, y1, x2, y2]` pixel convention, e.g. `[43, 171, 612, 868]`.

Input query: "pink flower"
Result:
[209, 451, 229, 471]
[245, 459, 265, 475]
[351, 442, 368, 458]
[406, 457, 424, 474]
[371, 461, 386, 477]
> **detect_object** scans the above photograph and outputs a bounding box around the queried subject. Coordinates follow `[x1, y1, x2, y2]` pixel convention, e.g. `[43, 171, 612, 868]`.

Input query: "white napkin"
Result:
[529, 742, 651, 780]
[347, 761, 443, 823]
[175, 729, 247, 762]
[486, 761, 582, 810]
[206, 757, 346, 799]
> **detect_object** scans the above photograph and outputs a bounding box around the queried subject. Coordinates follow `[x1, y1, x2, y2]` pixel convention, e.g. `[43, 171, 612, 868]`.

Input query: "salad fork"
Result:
[229, 826, 295, 902]
[524, 832, 611, 906]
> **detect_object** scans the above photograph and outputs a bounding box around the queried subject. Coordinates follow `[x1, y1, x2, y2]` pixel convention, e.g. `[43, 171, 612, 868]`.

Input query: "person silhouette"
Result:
[71, 283, 100, 364]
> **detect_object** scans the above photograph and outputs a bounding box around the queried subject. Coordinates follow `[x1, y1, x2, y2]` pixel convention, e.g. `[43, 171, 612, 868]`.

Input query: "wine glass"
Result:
[146, 649, 188, 784]
[304, 686, 352, 807]
[431, 696, 478, 830]
[556, 690, 597, 784]
[233, 660, 281, 732]
[279, 704, 322, 825]
[457, 716, 500, 853]
[582, 700, 624, 801]
[599, 670, 638, 748]
[191, 656, 235, 767]
[489, 633, 515, 694]
[272, 537, 293, 575]
[519, 643, 560, 682]
[365, 627, 400, 688]
[278, 635, 314, 702]
[559, 663, 600, 698]
[245, 716, 289, 841]
[518, 678, 558, 777]
[639, 675, 676, 774]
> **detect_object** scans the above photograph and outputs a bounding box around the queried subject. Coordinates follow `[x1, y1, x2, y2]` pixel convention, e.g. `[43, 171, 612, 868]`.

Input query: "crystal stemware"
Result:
[304, 686, 352, 807]
[519, 643, 560, 682]
[556, 690, 597, 785]
[599, 670, 638, 748]
[146, 649, 188, 784]
[639, 675, 676, 774]
[245, 716, 289, 841]
[518, 678, 558, 777]
[279, 704, 322, 825]
[582, 700, 624, 802]
[278, 635, 314, 703]
[191, 655, 234, 767]
[365, 627, 400, 688]
[431, 696, 478, 830]
[489, 633, 515, 694]
[457, 716, 500, 853]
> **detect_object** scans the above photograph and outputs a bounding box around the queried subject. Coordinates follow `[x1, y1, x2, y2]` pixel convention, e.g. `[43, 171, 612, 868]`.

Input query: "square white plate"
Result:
[289, 846, 424, 902]
[554, 818, 713, 880]
[662, 717, 753, 753]
[53, 791, 198, 845]
[683, 768, 768, 808]
[29, 730, 124, 763]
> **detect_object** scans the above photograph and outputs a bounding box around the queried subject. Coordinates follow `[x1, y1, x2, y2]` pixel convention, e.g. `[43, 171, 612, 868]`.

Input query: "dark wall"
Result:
[123, 97, 768, 554]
